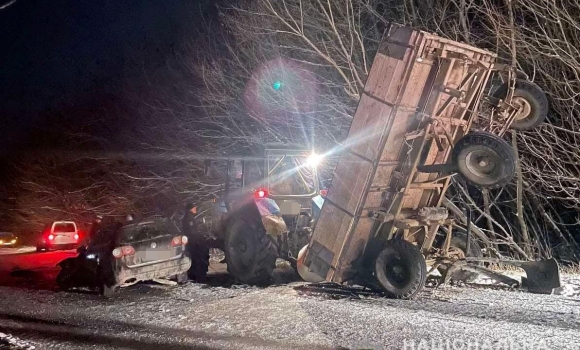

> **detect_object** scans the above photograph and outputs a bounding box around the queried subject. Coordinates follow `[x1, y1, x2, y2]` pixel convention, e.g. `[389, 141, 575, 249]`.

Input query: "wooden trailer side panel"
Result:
[304, 25, 497, 283]
[305, 26, 429, 282]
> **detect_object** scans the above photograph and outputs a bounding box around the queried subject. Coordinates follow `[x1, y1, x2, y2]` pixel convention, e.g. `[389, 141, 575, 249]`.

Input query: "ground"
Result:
[0, 248, 579, 350]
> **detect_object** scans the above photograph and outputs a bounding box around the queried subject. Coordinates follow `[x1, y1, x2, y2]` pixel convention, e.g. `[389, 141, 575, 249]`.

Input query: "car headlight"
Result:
[0, 240, 3, 244]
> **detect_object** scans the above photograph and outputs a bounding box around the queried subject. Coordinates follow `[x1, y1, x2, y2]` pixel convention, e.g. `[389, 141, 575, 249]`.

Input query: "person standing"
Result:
[81, 215, 102, 246]
[182, 203, 209, 282]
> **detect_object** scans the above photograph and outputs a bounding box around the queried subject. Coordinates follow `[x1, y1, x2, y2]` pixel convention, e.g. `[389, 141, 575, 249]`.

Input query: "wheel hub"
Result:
[384, 258, 410, 287]
[512, 96, 532, 121]
[229, 235, 254, 269]
[465, 150, 499, 178]
[447, 246, 466, 260]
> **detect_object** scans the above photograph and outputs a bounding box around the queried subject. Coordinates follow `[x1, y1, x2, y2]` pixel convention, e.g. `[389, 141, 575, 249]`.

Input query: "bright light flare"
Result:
[306, 153, 322, 168]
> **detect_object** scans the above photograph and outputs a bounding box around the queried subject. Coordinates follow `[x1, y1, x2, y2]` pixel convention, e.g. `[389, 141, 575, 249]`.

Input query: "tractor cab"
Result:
[205, 144, 322, 215]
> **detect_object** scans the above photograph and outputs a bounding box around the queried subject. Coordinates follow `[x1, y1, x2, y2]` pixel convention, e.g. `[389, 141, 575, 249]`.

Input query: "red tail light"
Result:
[112, 246, 135, 259]
[172, 236, 189, 246]
[74, 234, 79, 240]
[255, 189, 268, 198]
[48, 234, 54, 241]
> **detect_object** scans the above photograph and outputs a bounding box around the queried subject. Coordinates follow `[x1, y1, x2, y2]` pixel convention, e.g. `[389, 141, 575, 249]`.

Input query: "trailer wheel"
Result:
[438, 232, 483, 282]
[494, 80, 548, 131]
[225, 217, 277, 286]
[453, 132, 515, 189]
[374, 239, 427, 299]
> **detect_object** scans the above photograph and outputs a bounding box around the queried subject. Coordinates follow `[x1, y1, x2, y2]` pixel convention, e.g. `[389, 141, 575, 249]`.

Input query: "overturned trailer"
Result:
[299, 24, 560, 298]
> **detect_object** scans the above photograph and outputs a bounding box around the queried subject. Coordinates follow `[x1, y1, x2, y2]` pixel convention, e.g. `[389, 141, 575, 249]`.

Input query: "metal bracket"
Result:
[417, 162, 458, 173]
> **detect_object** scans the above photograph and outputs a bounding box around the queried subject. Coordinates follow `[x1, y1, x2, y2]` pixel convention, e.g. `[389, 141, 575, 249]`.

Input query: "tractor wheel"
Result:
[225, 217, 277, 286]
[494, 80, 548, 131]
[453, 132, 515, 189]
[374, 239, 427, 299]
[187, 243, 209, 283]
[438, 232, 483, 283]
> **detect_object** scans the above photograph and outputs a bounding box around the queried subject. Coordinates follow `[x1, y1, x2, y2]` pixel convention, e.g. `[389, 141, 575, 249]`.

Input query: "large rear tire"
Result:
[225, 217, 277, 286]
[374, 239, 427, 299]
[453, 132, 515, 189]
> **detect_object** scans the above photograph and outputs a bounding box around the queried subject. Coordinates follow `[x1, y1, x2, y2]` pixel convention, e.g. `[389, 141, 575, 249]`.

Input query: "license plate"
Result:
[144, 250, 174, 261]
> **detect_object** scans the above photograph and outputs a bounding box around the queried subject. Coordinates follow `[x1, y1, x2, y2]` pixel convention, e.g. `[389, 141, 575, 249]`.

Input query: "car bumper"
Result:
[115, 256, 192, 286]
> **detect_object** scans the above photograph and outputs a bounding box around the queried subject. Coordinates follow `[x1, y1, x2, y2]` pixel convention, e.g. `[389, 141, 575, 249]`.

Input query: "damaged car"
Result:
[56, 217, 191, 296]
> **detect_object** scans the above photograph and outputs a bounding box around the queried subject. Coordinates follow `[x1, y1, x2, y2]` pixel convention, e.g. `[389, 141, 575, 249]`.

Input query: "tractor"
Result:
[186, 143, 325, 285]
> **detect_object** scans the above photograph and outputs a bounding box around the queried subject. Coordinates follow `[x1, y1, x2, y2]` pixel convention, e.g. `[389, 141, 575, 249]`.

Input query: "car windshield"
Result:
[0, 232, 14, 238]
[267, 154, 317, 196]
[54, 223, 76, 233]
[120, 221, 171, 243]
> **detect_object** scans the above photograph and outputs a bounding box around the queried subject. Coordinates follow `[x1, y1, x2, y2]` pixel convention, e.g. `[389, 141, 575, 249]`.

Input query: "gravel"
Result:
[0, 266, 578, 350]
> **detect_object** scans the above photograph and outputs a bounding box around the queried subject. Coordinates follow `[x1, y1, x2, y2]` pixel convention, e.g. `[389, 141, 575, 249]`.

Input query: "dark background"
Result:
[0, 0, 216, 155]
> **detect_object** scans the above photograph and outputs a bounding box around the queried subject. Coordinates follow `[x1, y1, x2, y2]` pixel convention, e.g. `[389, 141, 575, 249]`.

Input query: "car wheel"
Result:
[453, 132, 516, 189]
[56, 270, 74, 291]
[374, 239, 427, 300]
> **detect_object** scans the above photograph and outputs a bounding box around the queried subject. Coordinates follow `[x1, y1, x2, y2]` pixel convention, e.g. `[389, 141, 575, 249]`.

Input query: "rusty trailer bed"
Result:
[304, 24, 497, 283]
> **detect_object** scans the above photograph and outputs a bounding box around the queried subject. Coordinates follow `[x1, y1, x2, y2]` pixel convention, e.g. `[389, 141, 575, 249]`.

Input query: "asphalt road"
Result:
[0, 248, 579, 350]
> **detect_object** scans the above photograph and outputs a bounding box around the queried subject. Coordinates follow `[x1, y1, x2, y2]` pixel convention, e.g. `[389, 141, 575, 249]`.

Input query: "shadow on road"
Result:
[0, 249, 76, 291]
[0, 312, 335, 350]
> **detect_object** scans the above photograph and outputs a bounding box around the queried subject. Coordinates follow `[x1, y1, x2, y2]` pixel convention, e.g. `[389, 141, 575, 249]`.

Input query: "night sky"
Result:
[0, 0, 214, 154]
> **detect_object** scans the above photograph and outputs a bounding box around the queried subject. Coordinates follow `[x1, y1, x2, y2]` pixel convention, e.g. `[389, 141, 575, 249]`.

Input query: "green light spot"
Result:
[272, 80, 282, 90]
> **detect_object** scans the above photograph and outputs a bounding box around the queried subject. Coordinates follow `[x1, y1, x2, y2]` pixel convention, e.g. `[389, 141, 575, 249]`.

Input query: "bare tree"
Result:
[188, 0, 580, 260]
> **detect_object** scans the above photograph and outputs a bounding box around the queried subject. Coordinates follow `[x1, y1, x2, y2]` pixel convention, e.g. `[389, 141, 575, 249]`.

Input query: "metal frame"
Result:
[304, 24, 534, 284]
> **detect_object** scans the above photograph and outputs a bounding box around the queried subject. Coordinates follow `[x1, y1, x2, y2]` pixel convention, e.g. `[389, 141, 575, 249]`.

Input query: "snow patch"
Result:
[0, 247, 35, 256]
[0, 332, 35, 350]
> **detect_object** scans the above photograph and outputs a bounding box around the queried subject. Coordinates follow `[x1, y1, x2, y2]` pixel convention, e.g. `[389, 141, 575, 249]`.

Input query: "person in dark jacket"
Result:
[82, 215, 103, 246]
[182, 202, 209, 282]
